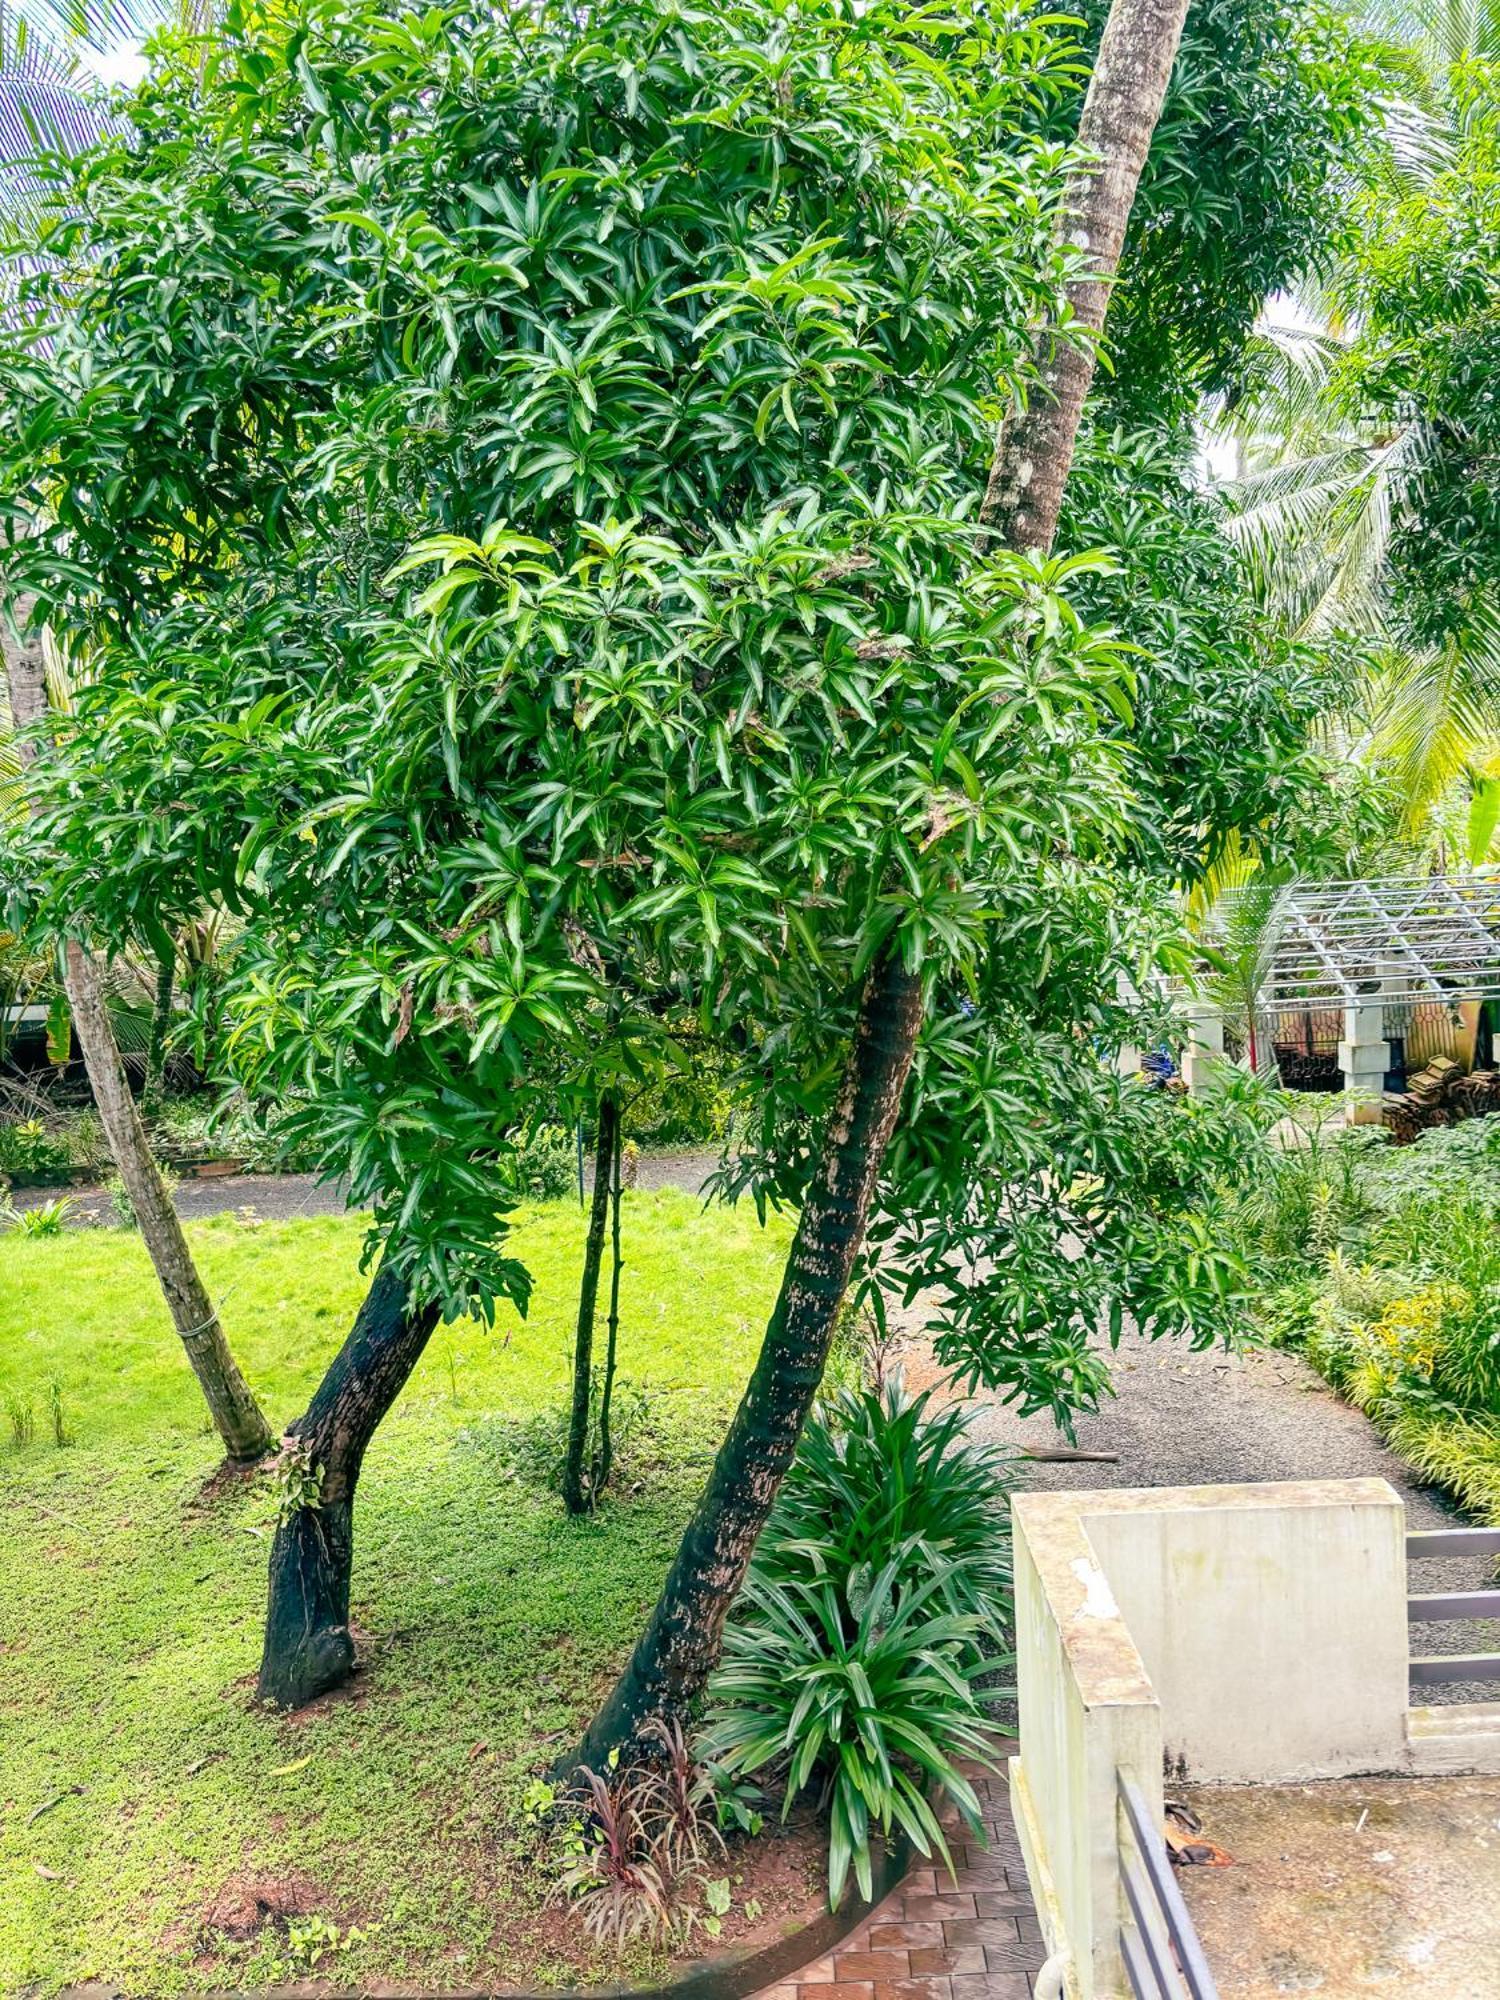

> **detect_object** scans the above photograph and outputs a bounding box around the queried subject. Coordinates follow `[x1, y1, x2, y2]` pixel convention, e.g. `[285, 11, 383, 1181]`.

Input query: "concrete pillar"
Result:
[1179, 1002, 1223, 1097]
[1339, 996, 1388, 1125]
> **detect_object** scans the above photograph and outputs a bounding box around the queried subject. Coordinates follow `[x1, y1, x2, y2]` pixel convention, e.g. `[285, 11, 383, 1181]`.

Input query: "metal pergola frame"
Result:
[1244, 876, 1500, 1021]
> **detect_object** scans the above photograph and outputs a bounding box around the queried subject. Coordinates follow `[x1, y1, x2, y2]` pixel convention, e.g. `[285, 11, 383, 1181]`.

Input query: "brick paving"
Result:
[754, 1748, 1048, 2000]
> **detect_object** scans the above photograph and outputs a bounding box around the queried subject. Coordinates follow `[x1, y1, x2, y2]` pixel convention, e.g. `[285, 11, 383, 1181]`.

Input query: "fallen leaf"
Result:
[270, 1755, 312, 1777]
[33, 1863, 63, 1880]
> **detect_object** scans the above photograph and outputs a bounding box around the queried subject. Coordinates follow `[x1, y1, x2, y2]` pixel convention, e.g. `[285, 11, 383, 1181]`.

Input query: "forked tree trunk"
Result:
[568, 0, 1192, 1773]
[3, 612, 272, 1465]
[259, 1263, 440, 1708]
[562, 1094, 620, 1516]
[592, 1116, 626, 1498]
[562, 952, 923, 1775]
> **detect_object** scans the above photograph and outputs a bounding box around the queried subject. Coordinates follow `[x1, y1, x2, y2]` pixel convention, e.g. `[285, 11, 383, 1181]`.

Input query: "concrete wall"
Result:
[1082, 1479, 1410, 1782]
[1009, 1477, 1411, 2000]
[1008, 1494, 1162, 2000]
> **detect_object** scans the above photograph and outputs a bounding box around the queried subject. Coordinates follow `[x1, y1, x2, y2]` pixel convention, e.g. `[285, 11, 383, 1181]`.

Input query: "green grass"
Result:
[0, 1193, 792, 1997]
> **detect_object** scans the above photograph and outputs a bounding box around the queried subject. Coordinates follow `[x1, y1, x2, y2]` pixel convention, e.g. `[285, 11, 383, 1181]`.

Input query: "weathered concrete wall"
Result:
[1082, 1479, 1410, 1783]
[1008, 1495, 1161, 1999]
[1010, 1477, 1411, 1999]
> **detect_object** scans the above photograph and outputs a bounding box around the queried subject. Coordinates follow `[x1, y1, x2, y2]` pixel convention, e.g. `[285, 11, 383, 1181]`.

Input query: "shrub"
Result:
[702, 1377, 1012, 1906]
[0, 1119, 73, 1182]
[702, 1563, 996, 1906]
[2, 1195, 78, 1236]
[106, 1165, 180, 1229]
[548, 1737, 726, 1955]
[502, 1125, 578, 1203]
[466, 1378, 661, 1492]
[757, 1377, 1014, 1665]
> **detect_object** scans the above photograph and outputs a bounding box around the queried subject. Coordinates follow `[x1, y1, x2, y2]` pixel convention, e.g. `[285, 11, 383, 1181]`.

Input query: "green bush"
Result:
[703, 1565, 995, 1907]
[501, 1125, 578, 1203]
[701, 1377, 1012, 1906]
[106, 1165, 181, 1230]
[756, 1377, 1014, 1665]
[623, 1048, 739, 1148]
[0, 1119, 74, 1182]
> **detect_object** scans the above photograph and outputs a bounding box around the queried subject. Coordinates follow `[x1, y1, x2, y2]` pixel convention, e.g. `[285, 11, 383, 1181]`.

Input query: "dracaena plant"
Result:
[702, 1562, 998, 1907]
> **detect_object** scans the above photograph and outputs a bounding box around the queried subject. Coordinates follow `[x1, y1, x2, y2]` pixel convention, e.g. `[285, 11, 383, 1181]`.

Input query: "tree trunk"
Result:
[66, 941, 274, 1461]
[142, 948, 176, 1116]
[258, 1263, 440, 1709]
[592, 1114, 626, 1498]
[562, 1094, 620, 1516]
[567, 0, 1191, 1774]
[979, 0, 1192, 551]
[561, 951, 924, 1775]
[2, 607, 272, 1465]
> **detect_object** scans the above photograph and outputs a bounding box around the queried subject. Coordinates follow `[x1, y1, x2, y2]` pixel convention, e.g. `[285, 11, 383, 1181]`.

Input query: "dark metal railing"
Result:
[1406, 1526, 1500, 1687]
[1117, 1773, 1221, 2000]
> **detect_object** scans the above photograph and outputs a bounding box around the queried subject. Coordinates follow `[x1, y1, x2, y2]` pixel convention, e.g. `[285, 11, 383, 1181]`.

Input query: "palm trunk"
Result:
[592, 1114, 626, 1498]
[567, 0, 1191, 1774]
[142, 948, 176, 1116]
[259, 1262, 440, 1708]
[3, 610, 272, 1465]
[562, 951, 923, 1775]
[562, 1094, 620, 1516]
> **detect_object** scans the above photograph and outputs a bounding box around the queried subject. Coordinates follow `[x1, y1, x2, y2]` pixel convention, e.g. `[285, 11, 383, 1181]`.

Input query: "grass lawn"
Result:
[0, 1191, 793, 1997]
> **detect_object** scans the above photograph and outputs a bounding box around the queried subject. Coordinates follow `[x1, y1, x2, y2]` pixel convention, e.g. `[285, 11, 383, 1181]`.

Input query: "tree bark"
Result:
[561, 951, 924, 1775]
[592, 1114, 626, 1498]
[142, 947, 176, 1116]
[3, 607, 272, 1465]
[258, 1262, 441, 1708]
[65, 941, 274, 1460]
[979, 0, 1192, 551]
[562, 1093, 620, 1516]
[567, 0, 1191, 1774]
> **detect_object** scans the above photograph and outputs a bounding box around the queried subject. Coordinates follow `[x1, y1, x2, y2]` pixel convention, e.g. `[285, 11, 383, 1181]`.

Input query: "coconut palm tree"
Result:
[1212, 0, 1500, 846]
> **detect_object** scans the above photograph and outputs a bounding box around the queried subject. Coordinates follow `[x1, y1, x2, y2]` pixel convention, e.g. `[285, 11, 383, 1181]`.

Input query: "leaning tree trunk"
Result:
[259, 1262, 441, 1709]
[562, 1094, 620, 1516]
[979, 0, 1192, 549]
[2, 610, 272, 1464]
[566, 0, 1192, 1774]
[562, 951, 923, 1775]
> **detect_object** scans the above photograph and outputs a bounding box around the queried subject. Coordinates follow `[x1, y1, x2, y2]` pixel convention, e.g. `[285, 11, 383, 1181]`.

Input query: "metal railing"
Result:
[1117, 1773, 1221, 2000]
[1407, 1526, 1500, 1687]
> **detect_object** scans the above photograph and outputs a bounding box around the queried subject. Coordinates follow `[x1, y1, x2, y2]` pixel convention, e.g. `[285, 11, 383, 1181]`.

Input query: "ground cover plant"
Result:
[1242, 1114, 1500, 1517]
[0, 1192, 802, 1997]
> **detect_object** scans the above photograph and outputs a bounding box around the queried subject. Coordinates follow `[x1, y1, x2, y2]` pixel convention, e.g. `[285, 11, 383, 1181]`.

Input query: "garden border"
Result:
[57, 1837, 911, 2000]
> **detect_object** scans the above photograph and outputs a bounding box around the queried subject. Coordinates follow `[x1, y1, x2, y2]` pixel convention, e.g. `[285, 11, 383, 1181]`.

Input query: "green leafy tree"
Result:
[1223, 31, 1500, 835]
[0, 0, 1336, 1739]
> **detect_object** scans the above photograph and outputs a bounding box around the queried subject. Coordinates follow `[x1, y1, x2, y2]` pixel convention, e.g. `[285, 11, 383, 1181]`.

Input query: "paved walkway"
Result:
[8, 1149, 721, 1226]
[757, 1758, 1049, 2000]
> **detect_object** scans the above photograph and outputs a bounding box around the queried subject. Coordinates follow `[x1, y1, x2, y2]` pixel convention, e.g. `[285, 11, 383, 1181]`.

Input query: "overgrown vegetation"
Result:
[703, 1379, 1013, 1905]
[1239, 1115, 1500, 1515]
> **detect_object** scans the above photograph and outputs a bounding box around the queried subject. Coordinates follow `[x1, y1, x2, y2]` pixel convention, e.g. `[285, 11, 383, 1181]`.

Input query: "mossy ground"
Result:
[0, 1192, 792, 1996]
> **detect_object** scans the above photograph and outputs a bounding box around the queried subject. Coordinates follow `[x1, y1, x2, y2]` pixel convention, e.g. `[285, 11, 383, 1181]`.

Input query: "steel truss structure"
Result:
[1242, 876, 1500, 1021]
